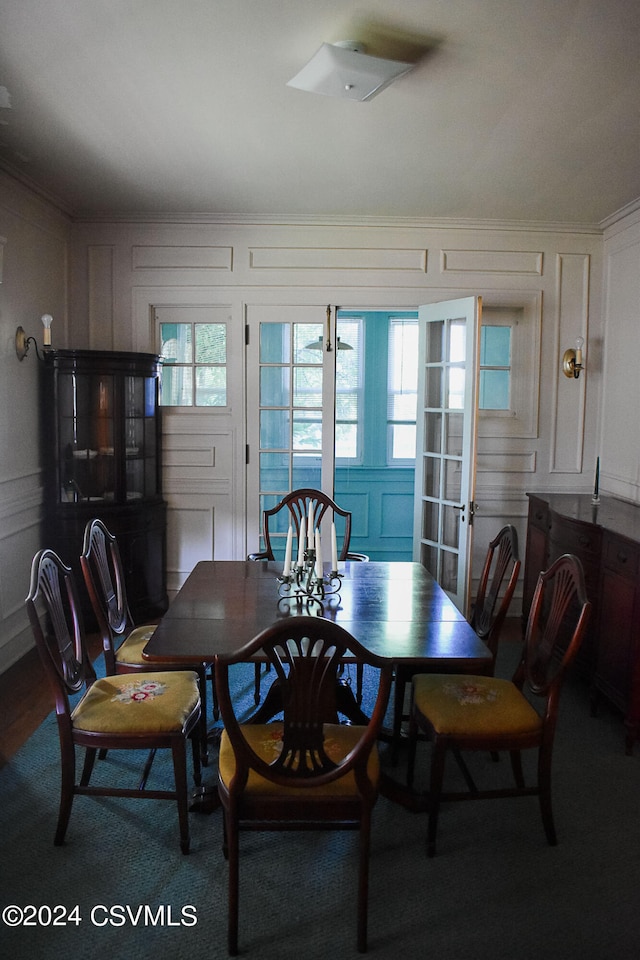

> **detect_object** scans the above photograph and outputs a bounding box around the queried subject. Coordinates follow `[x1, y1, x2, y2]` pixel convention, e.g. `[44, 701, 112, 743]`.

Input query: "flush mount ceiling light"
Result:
[287, 41, 413, 101]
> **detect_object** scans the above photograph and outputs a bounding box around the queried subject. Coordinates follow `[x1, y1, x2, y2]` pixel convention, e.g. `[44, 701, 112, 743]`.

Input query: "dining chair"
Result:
[247, 487, 369, 703]
[214, 616, 393, 954]
[406, 553, 591, 856]
[248, 487, 369, 563]
[390, 524, 521, 763]
[80, 517, 211, 765]
[25, 548, 202, 853]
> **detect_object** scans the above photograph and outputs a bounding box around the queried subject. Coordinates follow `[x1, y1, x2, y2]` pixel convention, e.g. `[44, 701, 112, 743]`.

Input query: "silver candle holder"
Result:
[277, 548, 342, 603]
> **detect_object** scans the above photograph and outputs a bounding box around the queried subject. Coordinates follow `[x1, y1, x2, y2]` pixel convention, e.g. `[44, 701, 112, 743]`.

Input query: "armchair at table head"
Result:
[25, 548, 202, 853]
[407, 553, 591, 857]
[248, 487, 369, 563]
[390, 524, 521, 763]
[247, 489, 369, 704]
[80, 517, 211, 759]
[214, 616, 393, 955]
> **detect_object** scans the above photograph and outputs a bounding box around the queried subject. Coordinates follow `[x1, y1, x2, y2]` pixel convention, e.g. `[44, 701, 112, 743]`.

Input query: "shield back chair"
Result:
[406, 553, 591, 857]
[248, 488, 369, 703]
[391, 524, 521, 763]
[215, 616, 393, 955]
[80, 517, 211, 765]
[248, 487, 368, 564]
[25, 548, 202, 854]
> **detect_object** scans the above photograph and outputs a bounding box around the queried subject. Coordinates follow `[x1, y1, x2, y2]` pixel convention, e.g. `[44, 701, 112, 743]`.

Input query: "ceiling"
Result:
[1, 0, 639, 225]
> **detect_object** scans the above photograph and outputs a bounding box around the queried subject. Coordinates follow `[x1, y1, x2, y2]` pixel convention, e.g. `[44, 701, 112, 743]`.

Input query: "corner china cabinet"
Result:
[41, 350, 168, 622]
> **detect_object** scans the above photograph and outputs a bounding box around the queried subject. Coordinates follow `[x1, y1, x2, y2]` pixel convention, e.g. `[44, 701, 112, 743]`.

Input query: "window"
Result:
[159, 322, 227, 406]
[479, 324, 511, 411]
[335, 318, 362, 460]
[387, 319, 419, 460]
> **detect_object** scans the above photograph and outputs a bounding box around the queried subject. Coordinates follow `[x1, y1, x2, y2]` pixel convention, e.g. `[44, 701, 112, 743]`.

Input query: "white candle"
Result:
[283, 524, 293, 577]
[308, 502, 314, 549]
[297, 517, 306, 567]
[331, 521, 338, 572]
[315, 527, 323, 578]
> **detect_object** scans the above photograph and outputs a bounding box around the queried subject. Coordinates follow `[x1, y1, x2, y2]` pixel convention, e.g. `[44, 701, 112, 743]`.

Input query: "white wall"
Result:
[600, 208, 640, 502]
[0, 171, 71, 670]
[68, 216, 604, 606]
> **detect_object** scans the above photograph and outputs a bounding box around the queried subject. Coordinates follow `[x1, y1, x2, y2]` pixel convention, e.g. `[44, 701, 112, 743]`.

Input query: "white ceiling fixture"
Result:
[287, 41, 413, 101]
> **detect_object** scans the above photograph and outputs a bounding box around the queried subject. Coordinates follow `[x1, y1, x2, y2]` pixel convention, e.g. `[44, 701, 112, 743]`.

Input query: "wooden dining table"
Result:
[143, 559, 491, 670]
[143, 559, 491, 812]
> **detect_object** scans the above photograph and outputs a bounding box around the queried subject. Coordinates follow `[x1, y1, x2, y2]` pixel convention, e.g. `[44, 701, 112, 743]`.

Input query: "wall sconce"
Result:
[15, 313, 53, 361]
[562, 336, 584, 379]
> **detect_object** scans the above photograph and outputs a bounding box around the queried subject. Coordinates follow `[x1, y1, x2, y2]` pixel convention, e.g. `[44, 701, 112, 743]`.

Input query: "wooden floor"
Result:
[0, 634, 102, 769]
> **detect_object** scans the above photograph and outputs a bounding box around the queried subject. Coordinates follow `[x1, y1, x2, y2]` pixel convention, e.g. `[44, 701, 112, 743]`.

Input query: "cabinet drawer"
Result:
[548, 514, 601, 561]
[603, 535, 640, 580]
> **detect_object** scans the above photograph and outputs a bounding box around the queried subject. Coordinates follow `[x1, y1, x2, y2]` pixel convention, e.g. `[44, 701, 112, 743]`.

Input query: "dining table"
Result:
[143, 559, 492, 810]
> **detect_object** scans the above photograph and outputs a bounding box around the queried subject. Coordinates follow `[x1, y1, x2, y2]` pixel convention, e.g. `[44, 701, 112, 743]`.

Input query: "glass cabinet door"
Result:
[51, 354, 160, 506]
[59, 373, 115, 503]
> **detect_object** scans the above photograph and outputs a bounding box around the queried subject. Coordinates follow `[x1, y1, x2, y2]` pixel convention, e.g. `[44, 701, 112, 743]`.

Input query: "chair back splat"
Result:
[26, 548, 202, 853]
[469, 523, 521, 664]
[215, 616, 392, 954]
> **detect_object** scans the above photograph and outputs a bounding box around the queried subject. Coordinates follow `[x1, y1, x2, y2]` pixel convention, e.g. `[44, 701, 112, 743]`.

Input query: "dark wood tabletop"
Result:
[143, 560, 491, 671]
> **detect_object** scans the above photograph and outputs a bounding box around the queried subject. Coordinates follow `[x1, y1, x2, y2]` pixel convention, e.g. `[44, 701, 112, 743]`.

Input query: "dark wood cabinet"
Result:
[41, 349, 168, 623]
[524, 492, 640, 753]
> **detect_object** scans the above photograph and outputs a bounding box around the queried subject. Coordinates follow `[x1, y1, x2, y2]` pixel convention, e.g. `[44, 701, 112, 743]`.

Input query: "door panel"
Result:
[414, 297, 481, 614]
[246, 305, 337, 559]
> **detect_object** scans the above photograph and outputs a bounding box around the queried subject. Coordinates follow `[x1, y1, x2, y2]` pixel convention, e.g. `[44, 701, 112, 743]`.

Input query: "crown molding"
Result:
[600, 196, 640, 237]
[70, 210, 604, 235]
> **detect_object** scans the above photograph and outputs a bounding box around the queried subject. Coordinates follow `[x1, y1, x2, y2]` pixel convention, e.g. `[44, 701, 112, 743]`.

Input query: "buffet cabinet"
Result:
[40, 349, 168, 623]
[524, 492, 640, 753]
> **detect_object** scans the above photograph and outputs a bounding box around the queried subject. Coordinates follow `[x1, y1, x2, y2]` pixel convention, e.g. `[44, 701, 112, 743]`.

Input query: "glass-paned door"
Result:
[246, 305, 337, 559]
[413, 297, 481, 614]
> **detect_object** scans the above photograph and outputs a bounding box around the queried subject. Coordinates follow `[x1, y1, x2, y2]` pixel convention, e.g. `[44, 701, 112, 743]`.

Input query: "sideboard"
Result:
[524, 492, 640, 754]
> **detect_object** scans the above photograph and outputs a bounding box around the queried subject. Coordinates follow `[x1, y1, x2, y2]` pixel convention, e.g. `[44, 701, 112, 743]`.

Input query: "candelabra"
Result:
[277, 549, 342, 604]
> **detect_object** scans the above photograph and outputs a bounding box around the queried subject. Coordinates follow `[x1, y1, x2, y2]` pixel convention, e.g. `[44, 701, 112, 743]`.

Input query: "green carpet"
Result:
[2, 648, 640, 959]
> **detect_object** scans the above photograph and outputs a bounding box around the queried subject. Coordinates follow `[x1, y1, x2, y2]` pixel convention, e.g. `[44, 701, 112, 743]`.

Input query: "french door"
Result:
[413, 297, 481, 614]
[245, 305, 338, 558]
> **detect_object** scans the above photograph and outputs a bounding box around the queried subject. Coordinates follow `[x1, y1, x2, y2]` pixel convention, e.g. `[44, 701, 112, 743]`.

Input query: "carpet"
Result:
[2, 648, 640, 960]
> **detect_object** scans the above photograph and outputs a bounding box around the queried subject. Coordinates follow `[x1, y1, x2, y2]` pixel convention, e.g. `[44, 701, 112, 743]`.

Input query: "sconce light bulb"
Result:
[575, 336, 584, 350]
[41, 313, 53, 346]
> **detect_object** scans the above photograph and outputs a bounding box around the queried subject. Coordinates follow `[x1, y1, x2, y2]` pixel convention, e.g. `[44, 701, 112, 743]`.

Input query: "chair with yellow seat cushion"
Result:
[80, 518, 211, 762]
[215, 616, 392, 955]
[407, 553, 591, 857]
[391, 524, 521, 763]
[26, 548, 202, 854]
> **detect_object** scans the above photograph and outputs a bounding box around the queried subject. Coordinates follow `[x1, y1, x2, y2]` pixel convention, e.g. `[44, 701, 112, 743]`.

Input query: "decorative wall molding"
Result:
[549, 253, 590, 474]
[248, 246, 427, 272]
[132, 244, 233, 271]
[441, 249, 543, 275]
[88, 244, 114, 350]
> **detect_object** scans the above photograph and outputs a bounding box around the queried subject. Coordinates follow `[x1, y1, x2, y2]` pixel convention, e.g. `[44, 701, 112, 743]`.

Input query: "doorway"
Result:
[335, 310, 418, 560]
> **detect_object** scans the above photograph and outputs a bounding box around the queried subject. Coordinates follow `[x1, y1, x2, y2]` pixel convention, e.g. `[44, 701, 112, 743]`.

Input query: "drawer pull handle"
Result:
[578, 536, 590, 547]
[617, 552, 628, 564]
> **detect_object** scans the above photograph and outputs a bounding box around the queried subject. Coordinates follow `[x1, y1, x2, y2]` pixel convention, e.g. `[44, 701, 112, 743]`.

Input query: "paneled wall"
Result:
[0, 171, 70, 671]
[601, 208, 640, 502]
[68, 217, 604, 606]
